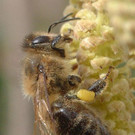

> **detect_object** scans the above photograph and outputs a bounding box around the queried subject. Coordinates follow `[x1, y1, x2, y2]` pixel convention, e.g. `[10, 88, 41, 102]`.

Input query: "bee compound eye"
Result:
[32, 36, 50, 45]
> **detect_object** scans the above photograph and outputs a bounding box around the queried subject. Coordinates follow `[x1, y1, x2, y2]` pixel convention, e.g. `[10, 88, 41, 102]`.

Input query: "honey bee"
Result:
[22, 13, 110, 135]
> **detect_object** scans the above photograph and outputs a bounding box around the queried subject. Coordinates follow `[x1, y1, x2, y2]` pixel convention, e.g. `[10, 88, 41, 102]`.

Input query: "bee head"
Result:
[22, 13, 80, 57]
[23, 32, 72, 57]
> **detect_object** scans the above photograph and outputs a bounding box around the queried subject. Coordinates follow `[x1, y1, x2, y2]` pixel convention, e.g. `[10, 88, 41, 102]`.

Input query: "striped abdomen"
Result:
[52, 98, 110, 135]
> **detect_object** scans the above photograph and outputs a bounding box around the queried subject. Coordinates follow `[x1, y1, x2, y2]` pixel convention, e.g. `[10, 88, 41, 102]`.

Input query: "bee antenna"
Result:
[48, 14, 80, 33]
[60, 13, 74, 21]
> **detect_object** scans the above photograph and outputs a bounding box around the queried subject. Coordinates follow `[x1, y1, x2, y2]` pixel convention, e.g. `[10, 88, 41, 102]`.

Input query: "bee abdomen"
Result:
[52, 99, 110, 135]
[67, 114, 97, 135]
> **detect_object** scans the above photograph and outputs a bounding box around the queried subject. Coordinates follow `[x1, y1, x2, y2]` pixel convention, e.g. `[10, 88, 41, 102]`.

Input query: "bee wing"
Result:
[33, 66, 57, 135]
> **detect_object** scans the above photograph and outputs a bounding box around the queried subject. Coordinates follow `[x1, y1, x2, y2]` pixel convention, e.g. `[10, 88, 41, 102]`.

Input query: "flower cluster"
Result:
[61, 0, 135, 134]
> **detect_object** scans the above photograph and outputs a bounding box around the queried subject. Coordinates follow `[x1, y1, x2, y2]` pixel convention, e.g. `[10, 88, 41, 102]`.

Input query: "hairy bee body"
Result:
[22, 32, 77, 97]
[23, 53, 71, 96]
[22, 30, 110, 135]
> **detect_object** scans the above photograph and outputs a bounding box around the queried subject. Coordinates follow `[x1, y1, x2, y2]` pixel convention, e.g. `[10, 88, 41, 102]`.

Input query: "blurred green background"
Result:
[0, 0, 68, 135]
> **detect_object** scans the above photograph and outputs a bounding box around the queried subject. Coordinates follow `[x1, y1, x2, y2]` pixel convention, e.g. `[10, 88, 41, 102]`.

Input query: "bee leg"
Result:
[88, 66, 114, 95]
[51, 35, 61, 50]
[65, 93, 78, 100]
[51, 36, 65, 57]
[51, 35, 72, 57]
[88, 79, 106, 96]
[68, 75, 81, 87]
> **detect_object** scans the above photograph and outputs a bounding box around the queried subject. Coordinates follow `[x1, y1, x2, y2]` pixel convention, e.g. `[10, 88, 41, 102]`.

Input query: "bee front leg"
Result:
[68, 75, 81, 87]
[51, 35, 72, 57]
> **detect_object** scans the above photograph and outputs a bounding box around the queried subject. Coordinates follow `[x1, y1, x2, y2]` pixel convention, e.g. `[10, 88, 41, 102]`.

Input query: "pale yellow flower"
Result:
[61, 0, 135, 134]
